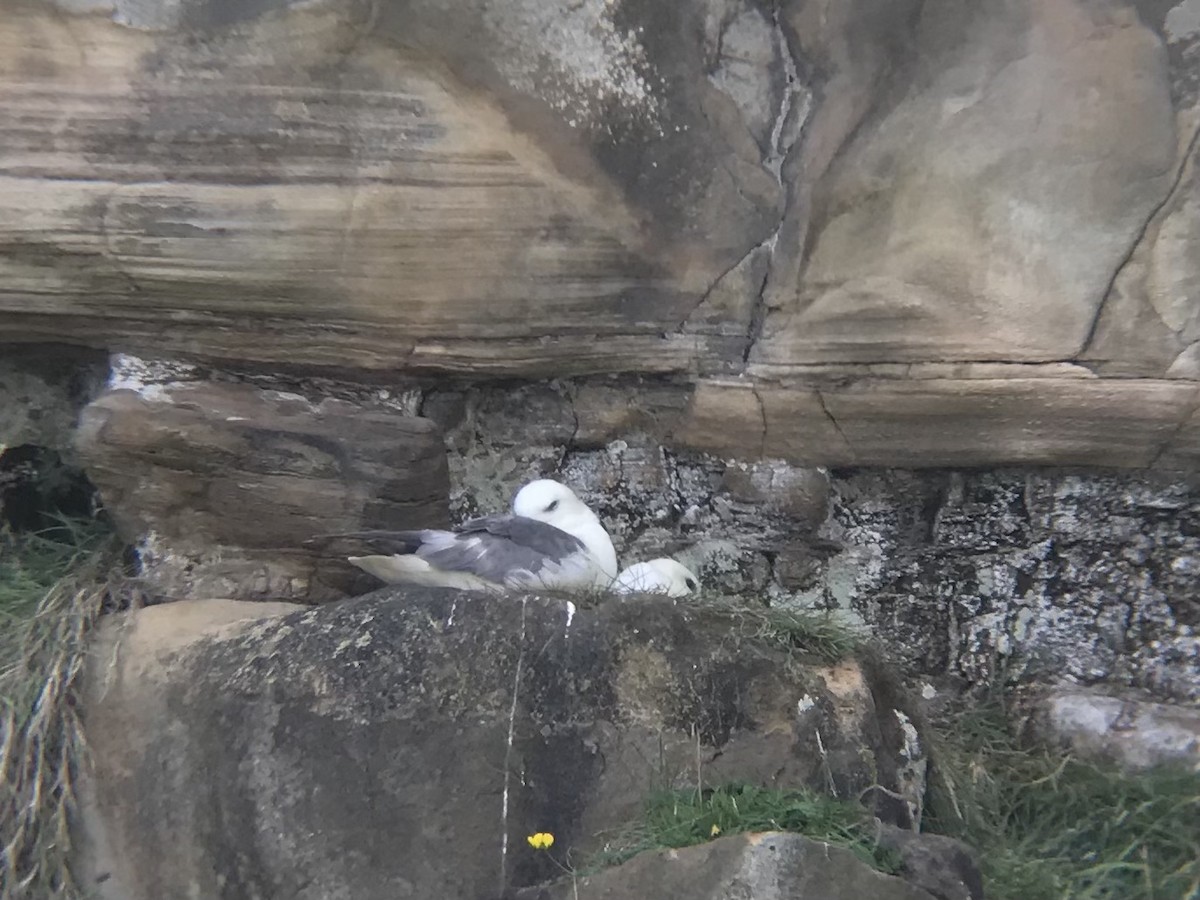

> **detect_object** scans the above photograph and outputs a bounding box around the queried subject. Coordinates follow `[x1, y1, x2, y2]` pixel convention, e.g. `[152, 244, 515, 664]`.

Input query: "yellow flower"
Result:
[710, 824, 721, 837]
[527, 832, 555, 850]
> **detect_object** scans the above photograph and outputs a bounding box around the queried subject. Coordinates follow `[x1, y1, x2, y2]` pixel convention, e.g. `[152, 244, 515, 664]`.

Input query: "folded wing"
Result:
[307, 515, 598, 591]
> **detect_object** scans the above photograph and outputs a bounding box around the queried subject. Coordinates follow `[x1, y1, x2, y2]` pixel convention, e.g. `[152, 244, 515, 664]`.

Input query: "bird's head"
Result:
[512, 479, 597, 532]
[615, 558, 701, 597]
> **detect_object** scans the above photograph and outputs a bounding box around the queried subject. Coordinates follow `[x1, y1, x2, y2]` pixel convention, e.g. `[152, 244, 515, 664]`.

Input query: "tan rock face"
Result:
[1, 0, 1199, 467]
[676, 375, 1200, 468]
[74, 379, 449, 600]
[0, 0, 778, 376]
[757, 1, 1178, 367]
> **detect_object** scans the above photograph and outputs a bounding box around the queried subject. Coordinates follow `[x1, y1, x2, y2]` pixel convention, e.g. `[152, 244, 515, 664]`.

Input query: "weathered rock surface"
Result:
[810, 469, 1200, 702]
[77, 592, 923, 900]
[422, 383, 1200, 702]
[1024, 686, 1200, 771]
[513, 832, 938, 900]
[74, 376, 448, 601]
[676, 374, 1200, 469]
[0, 0, 775, 376]
[1, 0, 1200, 466]
[758, 0, 1178, 368]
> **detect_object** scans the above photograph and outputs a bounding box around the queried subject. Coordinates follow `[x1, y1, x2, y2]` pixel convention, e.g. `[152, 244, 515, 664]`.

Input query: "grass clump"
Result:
[701, 602, 867, 662]
[749, 607, 867, 662]
[926, 702, 1200, 900]
[1, 517, 122, 900]
[590, 783, 900, 875]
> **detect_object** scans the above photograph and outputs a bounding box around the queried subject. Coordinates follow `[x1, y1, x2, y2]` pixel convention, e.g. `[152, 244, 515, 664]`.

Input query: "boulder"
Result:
[76, 591, 924, 900]
[1023, 686, 1200, 771]
[73, 378, 449, 601]
[875, 825, 984, 900]
[512, 831, 938, 900]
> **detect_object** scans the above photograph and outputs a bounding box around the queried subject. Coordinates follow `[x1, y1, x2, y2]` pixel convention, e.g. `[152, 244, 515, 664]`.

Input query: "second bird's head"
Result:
[512, 479, 598, 532]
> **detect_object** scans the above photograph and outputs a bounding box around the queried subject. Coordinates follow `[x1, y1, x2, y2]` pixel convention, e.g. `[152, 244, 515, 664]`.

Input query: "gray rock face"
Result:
[74, 376, 449, 601]
[513, 832, 938, 900]
[1, 0, 1199, 467]
[818, 470, 1200, 703]
[78, 593, 921, 900]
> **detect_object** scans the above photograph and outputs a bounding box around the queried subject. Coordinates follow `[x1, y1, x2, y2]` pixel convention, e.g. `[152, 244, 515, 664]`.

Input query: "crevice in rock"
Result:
[554, 380, 582, 470]
[498, 597, 528, 895]
[814, 390, 855, 461]
[750, 384, 768, 457]
[683, 2, 810, 366]
[1076, 117, 1200, 359]
[1147, 382, 1200, 470]
[674, 244, 759, 333]
[765, 5, 804, 183]
[740, 251, 773, 364]
[738, 5, 808, 367]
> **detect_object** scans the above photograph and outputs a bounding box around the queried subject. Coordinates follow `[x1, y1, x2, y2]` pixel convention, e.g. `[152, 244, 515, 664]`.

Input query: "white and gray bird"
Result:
[613, 558, 701, 597]
[310, 480, 618, 593]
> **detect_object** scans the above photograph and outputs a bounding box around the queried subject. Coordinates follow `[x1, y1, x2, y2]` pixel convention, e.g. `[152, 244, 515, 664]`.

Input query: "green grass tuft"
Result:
[748, 607, 867, 662]
[925, 702, 1200, 900]
[693, 601, 867, 663]
[588, 783, 901, 875]
[1, 517, 122, 900]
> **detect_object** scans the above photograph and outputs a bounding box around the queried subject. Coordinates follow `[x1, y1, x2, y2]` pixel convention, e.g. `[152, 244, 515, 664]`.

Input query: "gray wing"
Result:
[307, 516, 590, 586]
[421, 515, 589, 585]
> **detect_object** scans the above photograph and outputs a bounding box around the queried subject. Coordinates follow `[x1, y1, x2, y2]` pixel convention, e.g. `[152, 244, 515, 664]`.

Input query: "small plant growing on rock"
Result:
[750, 607, 868, 662]
[691, 599, 868, 663]
[528, 831, 582, 899]
[527, 831, 555, 850]
[589, 783, 901, 875]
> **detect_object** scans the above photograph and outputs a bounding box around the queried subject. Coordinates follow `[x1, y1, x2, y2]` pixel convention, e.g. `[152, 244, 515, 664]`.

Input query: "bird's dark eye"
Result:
[545, 500, 559, 513]
[685, 578, 697, 591]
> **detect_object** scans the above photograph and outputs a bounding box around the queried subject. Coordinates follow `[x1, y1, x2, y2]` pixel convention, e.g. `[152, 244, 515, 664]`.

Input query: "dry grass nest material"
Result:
[0, 519, 125, 900]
